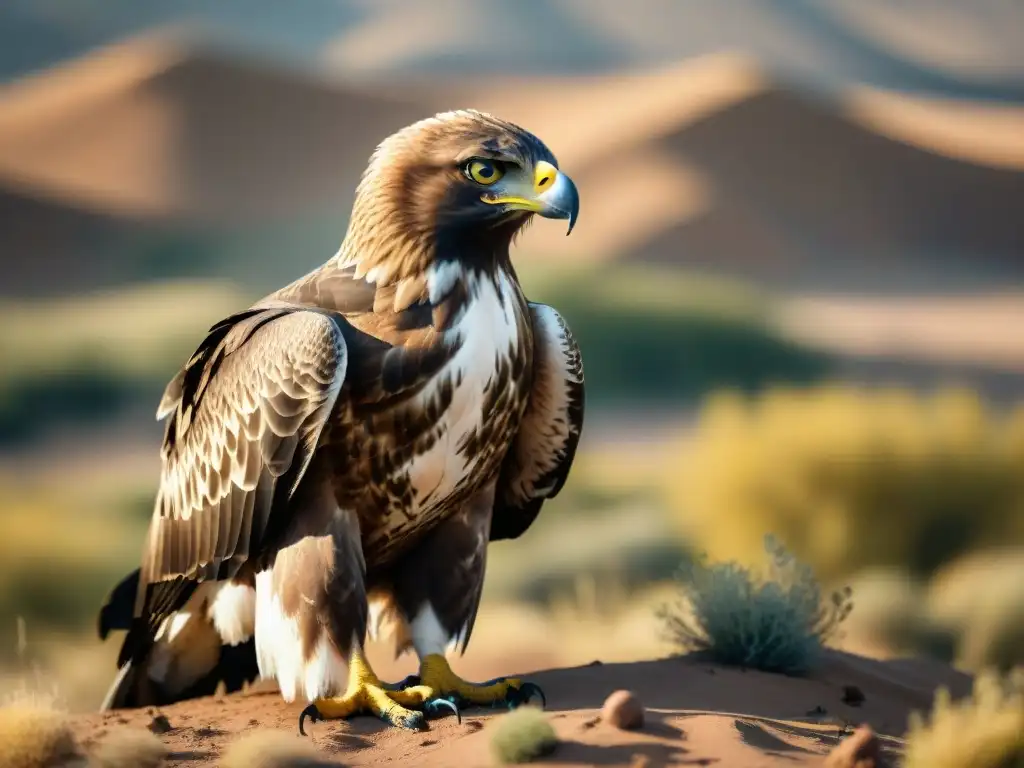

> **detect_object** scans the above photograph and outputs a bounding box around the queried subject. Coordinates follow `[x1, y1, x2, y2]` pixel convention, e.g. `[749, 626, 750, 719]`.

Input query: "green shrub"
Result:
[488, 706, 559, 765]
[668, 384, 1024, 583]
[657, 535, 852, 675]
[902, 668, 1024, 768]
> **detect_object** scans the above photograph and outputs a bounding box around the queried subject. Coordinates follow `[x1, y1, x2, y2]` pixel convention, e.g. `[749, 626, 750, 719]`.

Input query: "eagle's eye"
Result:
[464, 159, 505, 186]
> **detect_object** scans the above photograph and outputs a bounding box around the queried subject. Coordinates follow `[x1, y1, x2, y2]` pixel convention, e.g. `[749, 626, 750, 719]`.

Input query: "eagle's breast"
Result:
[365, 264, 531, 554]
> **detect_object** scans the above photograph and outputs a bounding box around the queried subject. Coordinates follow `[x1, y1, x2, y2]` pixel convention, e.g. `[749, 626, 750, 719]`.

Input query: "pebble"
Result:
[601, 690, 644, 731]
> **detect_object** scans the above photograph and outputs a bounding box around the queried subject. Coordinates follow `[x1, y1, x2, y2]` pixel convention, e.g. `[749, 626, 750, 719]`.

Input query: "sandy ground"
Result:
[69, 650, 969, 767]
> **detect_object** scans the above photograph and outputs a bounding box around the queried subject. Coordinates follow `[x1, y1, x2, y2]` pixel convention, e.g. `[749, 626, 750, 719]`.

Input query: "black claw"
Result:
[424, 697, 462, 724]
[507, 682, 546, 709]
[298, 704, 322, 736]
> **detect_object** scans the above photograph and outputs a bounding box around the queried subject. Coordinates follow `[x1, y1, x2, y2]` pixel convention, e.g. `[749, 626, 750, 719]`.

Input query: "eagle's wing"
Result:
[123, 306, 348, 664]
[491, 302, 585, 541]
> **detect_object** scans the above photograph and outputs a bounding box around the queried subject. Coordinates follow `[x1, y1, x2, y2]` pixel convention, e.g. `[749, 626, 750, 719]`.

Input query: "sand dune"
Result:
[4, 0, 1023, 102]
[2, 34, 1022, 299]
[0, 30, 426, 224]
[623, 84, 1024, 292]
[844, 86, 1024, 170]
[407, 55, 1024, 290]
[67, 650, 969, 767]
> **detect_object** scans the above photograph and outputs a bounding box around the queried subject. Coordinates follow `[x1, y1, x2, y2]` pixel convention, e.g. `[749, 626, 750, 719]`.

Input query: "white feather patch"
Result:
[255, 569, 344, 702]
[426, 260, 462, 304]
[207, 581, 256, 647]
[403, 269, 522, 511]
[410, 604, 463, 658]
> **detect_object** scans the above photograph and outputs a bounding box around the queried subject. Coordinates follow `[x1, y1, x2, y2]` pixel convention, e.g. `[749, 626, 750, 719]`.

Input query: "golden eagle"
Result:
[97, 110, 585, 733]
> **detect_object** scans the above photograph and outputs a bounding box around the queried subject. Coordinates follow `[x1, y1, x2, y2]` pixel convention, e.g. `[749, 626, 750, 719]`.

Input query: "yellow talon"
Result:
[298, 651, 428, 734]
[418, 654, 544, 708]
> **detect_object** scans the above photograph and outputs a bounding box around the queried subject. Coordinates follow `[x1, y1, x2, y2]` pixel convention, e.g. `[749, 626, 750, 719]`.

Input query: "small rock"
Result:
[842, 685, 866, 707]
[825, 725, 889, 768]
[601, 690, 644, 731]
[146, 714, 172, 735]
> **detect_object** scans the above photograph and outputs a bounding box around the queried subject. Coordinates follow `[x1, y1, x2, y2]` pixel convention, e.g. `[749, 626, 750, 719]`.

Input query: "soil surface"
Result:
[69, 650, 970, 766]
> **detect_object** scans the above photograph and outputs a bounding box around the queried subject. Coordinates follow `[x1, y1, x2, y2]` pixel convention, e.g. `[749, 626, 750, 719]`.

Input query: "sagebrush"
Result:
[902, 667, 1024, 768]
[658, 534, 852, 675]
[668, 384, 1024, 583]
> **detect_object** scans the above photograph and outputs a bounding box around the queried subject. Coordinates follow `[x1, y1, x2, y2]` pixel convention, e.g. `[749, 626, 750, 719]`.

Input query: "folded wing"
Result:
[491, 303, 585, 541]
[122, 307, 348, 667]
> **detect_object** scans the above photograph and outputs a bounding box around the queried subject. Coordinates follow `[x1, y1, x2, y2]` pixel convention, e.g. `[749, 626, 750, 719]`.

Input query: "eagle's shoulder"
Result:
[491, 301, 585, 541]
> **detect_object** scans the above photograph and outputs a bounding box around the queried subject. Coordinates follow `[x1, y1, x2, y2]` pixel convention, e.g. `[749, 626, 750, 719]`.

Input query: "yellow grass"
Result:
[665, 384, 1024, 583]
[903, 668, 1024, 768]
[0, 698, 83, 768]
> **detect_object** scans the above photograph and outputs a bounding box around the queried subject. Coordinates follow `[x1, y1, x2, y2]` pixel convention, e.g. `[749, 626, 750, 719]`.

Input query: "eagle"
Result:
[96, 109, 585, 734]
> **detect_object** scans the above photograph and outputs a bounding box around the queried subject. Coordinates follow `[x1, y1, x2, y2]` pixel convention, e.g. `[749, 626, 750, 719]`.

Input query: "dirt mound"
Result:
[69, 651, 970, 767]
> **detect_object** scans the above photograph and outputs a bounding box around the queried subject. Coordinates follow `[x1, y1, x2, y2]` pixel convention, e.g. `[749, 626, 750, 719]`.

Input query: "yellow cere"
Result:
[533, 161, 558, 194]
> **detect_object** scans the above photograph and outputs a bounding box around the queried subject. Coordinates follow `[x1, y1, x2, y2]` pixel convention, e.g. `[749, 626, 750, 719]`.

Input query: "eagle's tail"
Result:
[99, 659, 148, 711]
[96, 569, 261, 711]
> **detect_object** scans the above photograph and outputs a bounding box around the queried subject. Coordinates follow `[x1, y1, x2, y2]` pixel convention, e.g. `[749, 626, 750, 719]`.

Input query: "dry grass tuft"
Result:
[88, 729, 167, 768]
[0, 699, 84, 768]
[902, 667, 1024, 768]
[488, 706, 559, 765]
[219, 730, 343, 767]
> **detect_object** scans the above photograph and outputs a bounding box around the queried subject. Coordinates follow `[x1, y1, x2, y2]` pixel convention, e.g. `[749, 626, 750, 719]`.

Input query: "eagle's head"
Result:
[342, 110, 579, 276]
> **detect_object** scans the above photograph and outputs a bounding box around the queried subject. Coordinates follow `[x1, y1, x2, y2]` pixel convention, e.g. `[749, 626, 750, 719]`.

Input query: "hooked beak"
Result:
[481, 160, 580, 235]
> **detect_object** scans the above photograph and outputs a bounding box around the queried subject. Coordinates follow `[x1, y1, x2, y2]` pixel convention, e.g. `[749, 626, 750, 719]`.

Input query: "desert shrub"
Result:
[488, 706, 559, 765]
[902, 668, 1024, 768]
[668, 384, 1024, 583]
[657, 534, 852, 675]
[0, 700, 83, 768]
[219, 730, 342, 768]
[88, 729, 166, 768]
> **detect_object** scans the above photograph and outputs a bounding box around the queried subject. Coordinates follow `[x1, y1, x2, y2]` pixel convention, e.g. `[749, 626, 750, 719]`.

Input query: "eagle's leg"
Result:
[298, 646, 436, 734]
[389, 485, 546, 717]
[253, 470, 438, 734]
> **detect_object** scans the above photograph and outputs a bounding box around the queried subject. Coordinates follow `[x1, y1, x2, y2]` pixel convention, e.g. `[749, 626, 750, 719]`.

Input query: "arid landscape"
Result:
[1, 3, 1023, 767]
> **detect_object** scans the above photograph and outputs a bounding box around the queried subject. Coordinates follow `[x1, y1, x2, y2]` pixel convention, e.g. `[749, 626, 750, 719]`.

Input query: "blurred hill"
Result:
[2, 0, 1023, 101]
[0, 33, 427, 297]
[1, 34, 1021, 300]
